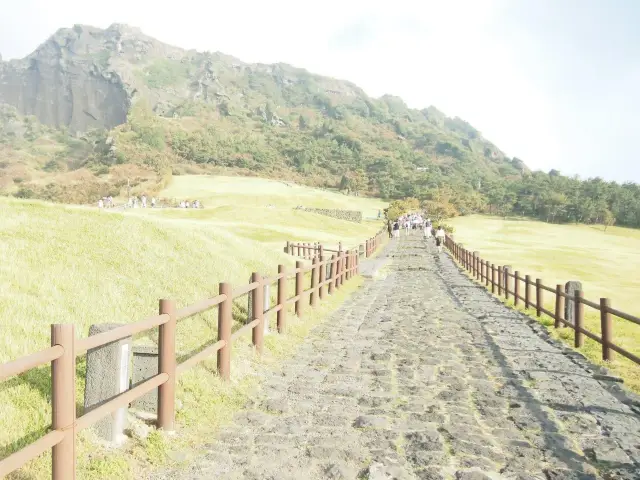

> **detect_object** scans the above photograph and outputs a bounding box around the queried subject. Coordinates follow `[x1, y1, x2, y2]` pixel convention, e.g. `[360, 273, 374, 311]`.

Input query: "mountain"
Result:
[0, 24, 528, 205]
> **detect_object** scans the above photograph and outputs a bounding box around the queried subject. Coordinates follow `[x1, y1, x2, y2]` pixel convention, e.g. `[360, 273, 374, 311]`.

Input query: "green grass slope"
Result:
[0, 177, 385, 478]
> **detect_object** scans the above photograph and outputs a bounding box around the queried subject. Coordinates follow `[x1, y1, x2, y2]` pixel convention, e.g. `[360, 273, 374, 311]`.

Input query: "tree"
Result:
[602, 209, 616, 232]
[386, 198, 420, 220]
[348, 169, 368, 196]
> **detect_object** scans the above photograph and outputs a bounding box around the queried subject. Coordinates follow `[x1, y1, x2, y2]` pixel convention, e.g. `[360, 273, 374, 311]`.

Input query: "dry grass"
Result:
[0, 175, 385, 478]
[448, 215, 640, 394]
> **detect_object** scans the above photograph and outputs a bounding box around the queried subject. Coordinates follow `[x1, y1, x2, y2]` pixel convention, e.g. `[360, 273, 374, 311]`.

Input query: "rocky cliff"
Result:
[0, 25, 136, 132]
[0, 23, 528, 206]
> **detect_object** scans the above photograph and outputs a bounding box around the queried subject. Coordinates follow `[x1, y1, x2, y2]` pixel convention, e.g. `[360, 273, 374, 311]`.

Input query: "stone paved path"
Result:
[155, 235, 640, 480]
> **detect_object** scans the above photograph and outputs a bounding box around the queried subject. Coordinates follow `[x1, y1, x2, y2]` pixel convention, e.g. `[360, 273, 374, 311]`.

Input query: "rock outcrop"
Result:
[0, 25, 133, 132]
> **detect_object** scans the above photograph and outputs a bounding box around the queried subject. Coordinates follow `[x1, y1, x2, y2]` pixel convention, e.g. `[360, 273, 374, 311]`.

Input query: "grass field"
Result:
[447, 215, 640, 393]
[0, 175, 385, 479]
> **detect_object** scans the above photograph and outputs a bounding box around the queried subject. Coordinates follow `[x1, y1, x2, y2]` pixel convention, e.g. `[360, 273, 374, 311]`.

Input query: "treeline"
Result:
[402, 170, 639, 229]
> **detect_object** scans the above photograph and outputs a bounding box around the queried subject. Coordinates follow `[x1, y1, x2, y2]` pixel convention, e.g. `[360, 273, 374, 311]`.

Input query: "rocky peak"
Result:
[0, 25, 132, 133]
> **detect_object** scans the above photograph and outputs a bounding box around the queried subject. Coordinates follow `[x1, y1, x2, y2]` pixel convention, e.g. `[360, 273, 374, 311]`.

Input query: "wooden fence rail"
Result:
[284, 228, 386, 261]
[0, 231, 385, 479]
[444, 235, 640, 366]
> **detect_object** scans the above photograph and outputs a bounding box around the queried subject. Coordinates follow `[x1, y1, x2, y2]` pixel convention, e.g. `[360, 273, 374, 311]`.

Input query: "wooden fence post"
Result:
[475, 254, 480, 280]
[600, 298, 614, 361]
[472, 252, 477, 277]
[491, 264, 496, 293]
[51, 324, 76, 480]
[328, 254, 336, 295]
[498, 266, 503, 296]
[554, 284, 563, 328]
[295, 260, 304, 318]
[525, 275, 531, 309]
[251, 272, 264, 354]
[536, 279, 543, 316]
[574, 290, 584, 348]
[217, 283, 232, 380]
[485, 261, 489, 287]
[341, 251, 347, 285]
[277, 265, 287, 333]
[310, 256, 319, 307]
[514, 272, 520, 306]
[318, 256, 326, 300]
[352, 250, 356, 274]
[504, 268, 510, 300]
[345, 251, 351, 281]
[285, 241, 290, 255]
[158, 299, 176, 430]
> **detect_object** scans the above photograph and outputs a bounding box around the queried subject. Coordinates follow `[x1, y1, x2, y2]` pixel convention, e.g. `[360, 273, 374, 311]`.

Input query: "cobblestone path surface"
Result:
[157, 235, 640, 480]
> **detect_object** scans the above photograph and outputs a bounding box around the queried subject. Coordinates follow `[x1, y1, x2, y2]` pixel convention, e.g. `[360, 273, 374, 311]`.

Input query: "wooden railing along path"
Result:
[445, 235, 640, 365]
[284, 228, 387, 260]
[0, 230, 385, 479]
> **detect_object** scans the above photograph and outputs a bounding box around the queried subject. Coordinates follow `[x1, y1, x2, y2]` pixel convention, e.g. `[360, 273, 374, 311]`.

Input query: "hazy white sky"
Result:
[1, 0, 639, 182]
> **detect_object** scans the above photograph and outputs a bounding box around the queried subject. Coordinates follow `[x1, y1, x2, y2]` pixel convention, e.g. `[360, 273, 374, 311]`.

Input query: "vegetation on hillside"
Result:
[0, 25, 524, 206]
[2, 24, 640, 232]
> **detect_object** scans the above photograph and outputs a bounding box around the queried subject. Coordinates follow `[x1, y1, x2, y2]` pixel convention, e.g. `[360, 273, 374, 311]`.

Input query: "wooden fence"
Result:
[445, 235, 640, 365]
[0, 231, 385, 479]
[284, 229, 387, 260]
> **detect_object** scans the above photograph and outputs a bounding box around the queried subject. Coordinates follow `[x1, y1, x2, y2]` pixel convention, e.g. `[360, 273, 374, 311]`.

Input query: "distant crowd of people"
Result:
[97, 196, 115, 209]
[127, 195, 156, 209]
[177, 200, 202, 209]
[97, 196, 206, 210]
[387, 212, 446, 252]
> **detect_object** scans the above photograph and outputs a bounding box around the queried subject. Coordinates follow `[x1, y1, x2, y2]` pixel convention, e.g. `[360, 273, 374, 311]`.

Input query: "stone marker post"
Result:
[84, 323, 131, 444]
[564, 281, 582, 326]
[248, 274, 271, 335]
[131, 346, 159, 413]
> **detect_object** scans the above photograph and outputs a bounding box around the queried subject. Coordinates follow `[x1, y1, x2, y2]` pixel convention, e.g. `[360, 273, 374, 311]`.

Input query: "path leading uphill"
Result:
[155, 235, 640, 480]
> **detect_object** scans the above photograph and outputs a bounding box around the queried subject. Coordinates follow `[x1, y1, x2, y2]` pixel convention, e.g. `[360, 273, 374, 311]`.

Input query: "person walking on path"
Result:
[423, 221, 432, 252]
[392, 220, 400, 239]
[387, 220, 393, 239]
[435, 226, 445, 252]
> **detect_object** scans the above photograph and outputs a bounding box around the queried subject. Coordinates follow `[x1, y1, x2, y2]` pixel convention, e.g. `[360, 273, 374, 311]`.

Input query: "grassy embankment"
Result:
[447, 215, 640, 393]
[0, 175, 386, 479]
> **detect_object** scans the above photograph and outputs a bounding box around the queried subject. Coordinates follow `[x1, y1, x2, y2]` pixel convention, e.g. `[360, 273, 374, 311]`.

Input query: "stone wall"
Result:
[303, 208, 362, 223]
